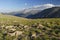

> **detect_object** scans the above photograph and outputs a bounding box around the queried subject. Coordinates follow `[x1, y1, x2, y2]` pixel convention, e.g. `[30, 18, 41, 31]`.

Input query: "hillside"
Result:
[0, 14, 60, 40]
[26, 7, 60, 18]
[0, 14, 29, 25]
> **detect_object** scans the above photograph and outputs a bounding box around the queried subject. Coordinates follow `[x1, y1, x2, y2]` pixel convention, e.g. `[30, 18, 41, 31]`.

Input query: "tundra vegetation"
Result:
[0, 14, 60, 40]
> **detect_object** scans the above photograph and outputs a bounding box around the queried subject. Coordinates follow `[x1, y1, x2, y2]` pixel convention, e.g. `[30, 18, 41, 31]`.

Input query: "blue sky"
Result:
[0, 0, 60, 12]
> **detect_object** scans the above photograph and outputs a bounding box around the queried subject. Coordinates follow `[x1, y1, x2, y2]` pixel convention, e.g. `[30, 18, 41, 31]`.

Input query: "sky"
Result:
[0, 0, 60, 12]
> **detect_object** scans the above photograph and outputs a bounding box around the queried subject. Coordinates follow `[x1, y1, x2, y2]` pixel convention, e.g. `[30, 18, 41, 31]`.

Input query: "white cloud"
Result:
[43, 4, 55, 8]
[34, 4, 55, 8]
[33, 4, 55, 10]
[22, 4, 55, 14]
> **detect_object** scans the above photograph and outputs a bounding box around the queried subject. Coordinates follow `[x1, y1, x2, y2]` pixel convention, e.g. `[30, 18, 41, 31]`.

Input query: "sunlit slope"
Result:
[30, 18, 60, 26]
[0, 14, 29, 25]
[0, 14, 60, 26]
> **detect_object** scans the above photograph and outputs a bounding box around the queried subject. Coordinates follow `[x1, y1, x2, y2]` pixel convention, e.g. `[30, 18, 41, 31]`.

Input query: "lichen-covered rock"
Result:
[8, 29, 16, 33]
[8, 31, 23, 36]
[15, 31, 23, 36]
[24, 25, 28, 28]
[5, 26, 14, 29]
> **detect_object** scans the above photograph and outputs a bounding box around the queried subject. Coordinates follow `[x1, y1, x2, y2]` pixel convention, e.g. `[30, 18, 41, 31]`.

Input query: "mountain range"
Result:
[2, 4, 60, 19]
[26, 7, 60, 18]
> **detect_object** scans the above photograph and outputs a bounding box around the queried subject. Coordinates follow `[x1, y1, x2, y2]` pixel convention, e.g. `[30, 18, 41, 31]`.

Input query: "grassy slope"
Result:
[0, 14, 60, 26]
[0, 14, 60, 40]
[0, 14, 29, 25]
[25, 18, 59, 26]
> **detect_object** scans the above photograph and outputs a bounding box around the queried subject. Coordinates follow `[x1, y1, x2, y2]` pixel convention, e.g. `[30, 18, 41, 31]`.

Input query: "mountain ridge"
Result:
[26, 7, 60, 19]
[2, 7, 60, 19]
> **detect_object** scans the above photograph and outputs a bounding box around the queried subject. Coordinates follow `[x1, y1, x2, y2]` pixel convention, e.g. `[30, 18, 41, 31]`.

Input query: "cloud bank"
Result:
[33, 4, 55, 10]
[22, 4, 55, 14]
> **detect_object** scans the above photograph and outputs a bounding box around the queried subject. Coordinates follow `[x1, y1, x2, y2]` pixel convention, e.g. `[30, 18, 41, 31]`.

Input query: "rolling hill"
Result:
[0, 14, 29, 25]
[26, 7, 60, 18]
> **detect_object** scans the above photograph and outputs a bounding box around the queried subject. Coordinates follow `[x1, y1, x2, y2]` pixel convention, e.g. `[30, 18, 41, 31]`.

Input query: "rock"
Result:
[32, 33, 36, 38]
[8, 31, 23, 36]
[8, 29, 16, 33]
[8, 32, 16, 36]
[15, 31, 23, 36]
[24, 25, 28, 28]
[37, 24, 44, 29]
[1, 25, 5, 28]
[5, 26, 14, 29]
